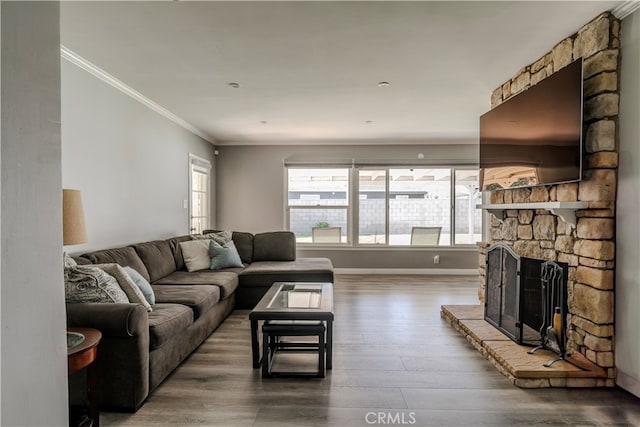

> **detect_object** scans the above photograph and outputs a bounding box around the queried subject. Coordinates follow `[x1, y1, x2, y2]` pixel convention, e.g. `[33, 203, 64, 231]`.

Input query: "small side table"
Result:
[68, 327, 102, 427]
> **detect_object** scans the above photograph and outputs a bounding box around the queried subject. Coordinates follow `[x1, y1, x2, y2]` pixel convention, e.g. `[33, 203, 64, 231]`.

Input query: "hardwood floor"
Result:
[102, 275, 640, 426]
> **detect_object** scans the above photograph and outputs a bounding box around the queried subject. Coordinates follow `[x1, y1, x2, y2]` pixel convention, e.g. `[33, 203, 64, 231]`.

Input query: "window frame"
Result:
[451, 166, 482, 246]
[188, 153, 212, 234]
[286, 163, 481, 247]
[358, 166, 454, 246]
[355, 167, 390, 245]
[285, 167, 351, 245]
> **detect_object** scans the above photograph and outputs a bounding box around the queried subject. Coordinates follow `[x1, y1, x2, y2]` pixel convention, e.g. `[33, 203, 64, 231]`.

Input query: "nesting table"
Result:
[249, 282, 334, 376]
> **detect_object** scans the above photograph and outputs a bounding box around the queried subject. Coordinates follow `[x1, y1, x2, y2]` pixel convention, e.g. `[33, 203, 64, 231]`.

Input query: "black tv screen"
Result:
[480, 58, 583, 190]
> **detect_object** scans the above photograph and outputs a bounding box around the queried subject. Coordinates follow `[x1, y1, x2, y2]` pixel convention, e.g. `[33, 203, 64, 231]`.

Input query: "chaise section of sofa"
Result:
[203, 230, 335, 308]
[238, 258, 334, 308]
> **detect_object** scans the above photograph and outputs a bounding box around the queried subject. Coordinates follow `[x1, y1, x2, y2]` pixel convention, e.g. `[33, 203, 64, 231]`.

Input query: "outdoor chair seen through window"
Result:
[312, 227, 342, 243]
[410, 226, 441, 246]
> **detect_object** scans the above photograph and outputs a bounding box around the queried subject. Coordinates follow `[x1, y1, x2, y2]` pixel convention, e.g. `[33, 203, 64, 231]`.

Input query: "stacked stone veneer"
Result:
[478, 12, 620, 387]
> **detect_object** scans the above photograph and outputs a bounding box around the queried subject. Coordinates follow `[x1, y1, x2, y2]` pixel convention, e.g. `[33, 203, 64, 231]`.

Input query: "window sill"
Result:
[296, 244, 479, 251]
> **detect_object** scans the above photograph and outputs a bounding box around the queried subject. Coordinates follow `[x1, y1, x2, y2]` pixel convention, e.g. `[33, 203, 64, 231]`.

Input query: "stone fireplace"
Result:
[444, 12, 619, 388]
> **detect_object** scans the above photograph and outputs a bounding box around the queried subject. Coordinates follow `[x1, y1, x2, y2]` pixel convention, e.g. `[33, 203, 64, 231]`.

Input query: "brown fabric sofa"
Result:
[66, 231, 333, 411]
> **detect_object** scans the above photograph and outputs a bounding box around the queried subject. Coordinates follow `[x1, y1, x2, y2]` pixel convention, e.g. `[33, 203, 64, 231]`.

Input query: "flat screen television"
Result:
[479, 58, 583, 191]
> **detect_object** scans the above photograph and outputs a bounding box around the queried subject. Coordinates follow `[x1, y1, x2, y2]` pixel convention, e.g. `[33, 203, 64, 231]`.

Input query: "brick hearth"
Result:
[441, 305, 607, 388]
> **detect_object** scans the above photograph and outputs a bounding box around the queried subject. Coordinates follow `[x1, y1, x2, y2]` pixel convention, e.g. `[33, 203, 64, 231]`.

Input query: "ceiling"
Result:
[60, 1, 626, 146]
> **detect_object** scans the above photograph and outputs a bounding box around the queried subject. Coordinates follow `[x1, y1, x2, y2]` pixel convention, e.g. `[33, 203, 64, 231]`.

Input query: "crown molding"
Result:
[612, 0, 640, 19]
[60, 45, 215, 144]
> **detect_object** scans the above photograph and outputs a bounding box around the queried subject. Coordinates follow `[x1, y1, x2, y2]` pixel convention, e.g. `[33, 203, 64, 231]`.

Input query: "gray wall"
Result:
[61, 60, 216, 253]
[216, 144, 479, 270]
[616, 8, 640, 397]
[1, 2, 68, 425]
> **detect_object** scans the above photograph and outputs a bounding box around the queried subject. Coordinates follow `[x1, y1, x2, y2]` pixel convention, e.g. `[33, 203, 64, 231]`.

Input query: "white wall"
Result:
[1, 2, 68, 425]
[216, 144, 479, 270]
[61, 60, 216, 253]
[616, 8, 640, 397]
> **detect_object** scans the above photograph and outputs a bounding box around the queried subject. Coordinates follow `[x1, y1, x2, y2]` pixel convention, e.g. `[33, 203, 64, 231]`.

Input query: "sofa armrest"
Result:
[66, 303, 148, 338]
[66, 303, 150, 411]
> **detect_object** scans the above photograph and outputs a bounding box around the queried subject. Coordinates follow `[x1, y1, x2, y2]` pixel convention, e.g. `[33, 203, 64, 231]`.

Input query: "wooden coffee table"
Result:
[249, 282, 334, 370]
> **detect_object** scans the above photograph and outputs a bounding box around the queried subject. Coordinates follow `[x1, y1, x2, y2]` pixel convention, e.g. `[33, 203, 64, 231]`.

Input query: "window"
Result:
[287, 168, 349, 244]
[359, 168, 451, 246]
[189, 154, 211, 234]
[287, 165, 481, 246]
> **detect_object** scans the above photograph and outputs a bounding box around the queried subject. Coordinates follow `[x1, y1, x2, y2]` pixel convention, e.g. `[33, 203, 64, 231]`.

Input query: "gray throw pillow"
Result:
[179, 239, 211, 272]
[64, 264, 130, 304]
[192, 230, 232, 245]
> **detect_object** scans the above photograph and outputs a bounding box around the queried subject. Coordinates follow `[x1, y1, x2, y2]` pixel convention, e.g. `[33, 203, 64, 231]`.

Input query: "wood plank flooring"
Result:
[102, 275, 640, 426]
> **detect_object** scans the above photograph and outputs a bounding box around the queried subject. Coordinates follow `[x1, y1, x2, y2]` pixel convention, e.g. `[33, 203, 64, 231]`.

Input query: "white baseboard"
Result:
[334, 268, 478, 275]
[617, 370, 640, 398]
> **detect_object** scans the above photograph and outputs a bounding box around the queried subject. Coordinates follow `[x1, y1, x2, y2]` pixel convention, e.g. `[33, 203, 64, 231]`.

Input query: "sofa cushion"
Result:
[82, 246, 151, 282]
[152, 271, 239, 300]
[72, 256, 93, 266]
[239, 258, 334, 287]
[165, 235, 192, 271]
[147, 304, 193, 350]
[151, 285, 220, 320]
[133, 240, 177, 282]
[232, 231, 254, 264]
[253, 231, 296, 262]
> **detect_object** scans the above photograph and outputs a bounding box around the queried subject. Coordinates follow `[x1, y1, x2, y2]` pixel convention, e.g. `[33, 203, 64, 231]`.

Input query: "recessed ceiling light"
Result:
[365, 120, 373, 124]
[228, 82, 240, 88]
[260, 121, 268, 124]
[377, 81, 390, 88]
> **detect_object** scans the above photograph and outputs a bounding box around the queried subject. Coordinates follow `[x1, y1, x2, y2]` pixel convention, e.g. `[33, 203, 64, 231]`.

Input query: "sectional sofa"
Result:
[66, 230, 334, 411]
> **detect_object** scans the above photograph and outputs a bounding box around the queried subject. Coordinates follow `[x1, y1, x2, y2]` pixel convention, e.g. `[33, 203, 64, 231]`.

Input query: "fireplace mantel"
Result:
[480, 201, 588, 227]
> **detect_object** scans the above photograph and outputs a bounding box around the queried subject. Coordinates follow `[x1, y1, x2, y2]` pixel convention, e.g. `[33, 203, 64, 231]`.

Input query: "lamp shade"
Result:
[63, 189, 88, 245]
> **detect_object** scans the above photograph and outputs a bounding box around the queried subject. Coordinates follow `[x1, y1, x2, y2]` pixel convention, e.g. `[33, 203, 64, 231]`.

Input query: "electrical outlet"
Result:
[433, 255, 440, 264]
[183, 200, 188, 209]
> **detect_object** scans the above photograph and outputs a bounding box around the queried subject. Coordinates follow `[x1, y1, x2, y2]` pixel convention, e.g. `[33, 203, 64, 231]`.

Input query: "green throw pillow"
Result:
[209, 240, 243, 270]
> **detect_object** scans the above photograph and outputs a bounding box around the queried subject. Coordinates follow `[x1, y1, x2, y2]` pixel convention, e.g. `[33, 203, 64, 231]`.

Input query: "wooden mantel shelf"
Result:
[479, 201, 588, 227]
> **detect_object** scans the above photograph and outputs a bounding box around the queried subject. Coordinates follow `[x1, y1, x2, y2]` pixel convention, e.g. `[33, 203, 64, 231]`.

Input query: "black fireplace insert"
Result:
[484, 243, 568, 362]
